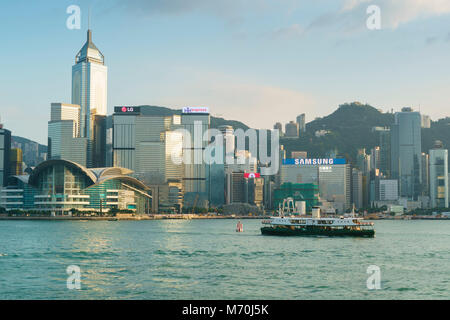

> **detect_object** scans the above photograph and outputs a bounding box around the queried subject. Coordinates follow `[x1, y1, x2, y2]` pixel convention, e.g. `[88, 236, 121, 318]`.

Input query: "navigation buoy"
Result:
[236, 221, 243, 232]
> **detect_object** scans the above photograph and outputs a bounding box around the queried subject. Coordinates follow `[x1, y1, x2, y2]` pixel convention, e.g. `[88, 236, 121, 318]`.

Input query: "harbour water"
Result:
[0, 219, 449, 299]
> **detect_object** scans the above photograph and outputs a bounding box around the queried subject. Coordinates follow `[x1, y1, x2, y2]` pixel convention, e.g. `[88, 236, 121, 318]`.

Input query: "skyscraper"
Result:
[429, 141, 448, 208]
[0, 122, 11, 187]
[72, 29, 107, 167]
[181, 107, 210, 207]
[48, 103, 89, 167]
[285, 121, 299, 138]
[112, 106, 183, 185]
[391, 108, 422, 199]
[296, 113, 306, 134]
[9, 148, 23, 176]
[273, 122, 283, 137]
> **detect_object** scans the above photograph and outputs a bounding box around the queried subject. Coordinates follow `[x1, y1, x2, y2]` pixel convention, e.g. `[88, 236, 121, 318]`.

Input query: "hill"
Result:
[11, 103, 450, 167]
[281, 102, 450, 165]
[137, 105, 250, 131]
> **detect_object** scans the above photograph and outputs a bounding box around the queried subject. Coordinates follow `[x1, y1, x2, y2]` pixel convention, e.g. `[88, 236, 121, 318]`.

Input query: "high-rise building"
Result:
[421, 152, 430, 196]
[391, 108, 422, 199]
[248, 177, 264, 209]
[274, 123, 283, 137]
[375, 127, 391, 177]
[218, 125, 235, 161]
[280, 158, 351, 213]
[0, 123, 12, 187]
[226, 171, 246, 204]
[429, 141, 448, 208]
[112, 106, 183, 185]
[72, 29, 107, 167]
[379, 179, 399, 201]
[351, 169, 363, 209]
[9, 148, 23, 176]
[356, 148, 371, 207]
[48, 103, 89, 167]
[285, 121, 299, 138]
[421, 114, 431, 128]
[296, 114, 306, 134]
[227, 150, 257, 173]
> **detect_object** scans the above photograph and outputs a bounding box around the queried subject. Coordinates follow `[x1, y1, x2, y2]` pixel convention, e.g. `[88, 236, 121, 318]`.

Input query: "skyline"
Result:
[2, 0, 450, 145]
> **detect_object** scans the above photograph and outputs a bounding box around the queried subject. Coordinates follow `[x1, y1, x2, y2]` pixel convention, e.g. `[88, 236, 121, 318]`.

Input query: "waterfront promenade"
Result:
[0, 214, 267, 221]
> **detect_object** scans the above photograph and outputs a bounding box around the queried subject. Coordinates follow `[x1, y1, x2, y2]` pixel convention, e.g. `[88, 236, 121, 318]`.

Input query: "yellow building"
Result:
[10, 148, 23, 176]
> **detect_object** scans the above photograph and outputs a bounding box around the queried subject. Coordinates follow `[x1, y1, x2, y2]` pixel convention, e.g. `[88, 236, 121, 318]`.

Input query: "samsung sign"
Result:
[182, 107, 209, 114]
[283, 158, 347, 165]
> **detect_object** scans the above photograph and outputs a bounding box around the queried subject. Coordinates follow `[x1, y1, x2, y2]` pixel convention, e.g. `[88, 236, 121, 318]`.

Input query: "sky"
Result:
[1, 0, 450, 145]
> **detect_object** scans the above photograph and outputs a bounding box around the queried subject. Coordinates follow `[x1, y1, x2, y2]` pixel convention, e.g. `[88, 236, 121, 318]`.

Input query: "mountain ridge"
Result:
[13, 103, 450, 166]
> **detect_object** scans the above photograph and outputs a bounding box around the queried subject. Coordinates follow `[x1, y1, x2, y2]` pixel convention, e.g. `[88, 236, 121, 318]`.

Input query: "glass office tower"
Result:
[390, 108, 422, 200]
[181, 109, 210, 207]
[429, 141, 448, 208]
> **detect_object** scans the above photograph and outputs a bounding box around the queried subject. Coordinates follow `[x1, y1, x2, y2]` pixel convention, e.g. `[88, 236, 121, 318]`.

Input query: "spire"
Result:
[75, 27, 104, 65]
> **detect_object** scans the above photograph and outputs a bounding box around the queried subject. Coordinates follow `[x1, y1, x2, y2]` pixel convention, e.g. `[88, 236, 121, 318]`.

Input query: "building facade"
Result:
[9, 148, 23, 176]
[273, 183, 319, 213]
[71, 29, 107, 167]
[280, 158, 351, 213]
[0, 126, 11, 187]
[48, 103, 90, 167]
[181, 108, 210, 207]
[296, 114, 306, 134]
[0, 159, 150, 215]
[429, 141, 448, 208]
[391, 108, 422, 199]
[285, 121, 299, 138]
[112, 106, 183, 185]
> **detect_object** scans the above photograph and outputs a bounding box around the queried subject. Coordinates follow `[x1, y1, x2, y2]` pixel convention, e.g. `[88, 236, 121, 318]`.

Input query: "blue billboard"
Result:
[283, 158, 347, 165]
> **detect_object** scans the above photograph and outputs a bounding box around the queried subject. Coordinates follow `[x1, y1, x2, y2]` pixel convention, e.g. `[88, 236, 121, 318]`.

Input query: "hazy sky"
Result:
[1, 0, 450, 144]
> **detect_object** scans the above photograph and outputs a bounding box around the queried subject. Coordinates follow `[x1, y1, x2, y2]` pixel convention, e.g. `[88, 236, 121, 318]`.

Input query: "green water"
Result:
[0, 219, 449, 299]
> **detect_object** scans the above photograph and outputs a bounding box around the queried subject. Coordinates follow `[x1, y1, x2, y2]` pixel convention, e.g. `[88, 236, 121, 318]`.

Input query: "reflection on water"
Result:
[0, 220, 449, 299]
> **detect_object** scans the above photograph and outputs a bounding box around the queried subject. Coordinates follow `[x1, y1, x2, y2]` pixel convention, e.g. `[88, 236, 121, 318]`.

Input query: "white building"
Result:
[71, 29, 107, 167]
[72, 29, 108, 130]
[421, 114, 431, 128]
[429, 141, 448, 208]
[379, 179, 399, 201]
[48, 103, 89, 167]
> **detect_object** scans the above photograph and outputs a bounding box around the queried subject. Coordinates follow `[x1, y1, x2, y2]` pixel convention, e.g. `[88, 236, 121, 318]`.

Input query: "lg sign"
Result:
[114, 106, 140, 114]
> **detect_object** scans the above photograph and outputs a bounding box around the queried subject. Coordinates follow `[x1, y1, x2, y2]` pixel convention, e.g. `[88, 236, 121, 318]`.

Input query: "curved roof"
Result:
[27, 159, 148, 192]
[87, 175, 150, 191]
[28, 159, 97, 187]
[7, 175, 30, 185]
[90, 167, 134, 179]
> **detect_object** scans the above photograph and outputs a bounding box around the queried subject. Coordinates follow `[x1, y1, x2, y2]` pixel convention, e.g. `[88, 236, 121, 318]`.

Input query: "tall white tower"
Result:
[72, 29, 108, 138]
[71, 29, 107, 167]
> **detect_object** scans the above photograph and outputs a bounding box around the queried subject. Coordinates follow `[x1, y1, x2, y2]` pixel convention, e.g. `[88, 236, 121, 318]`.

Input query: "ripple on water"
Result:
[0, 219, 449, 299]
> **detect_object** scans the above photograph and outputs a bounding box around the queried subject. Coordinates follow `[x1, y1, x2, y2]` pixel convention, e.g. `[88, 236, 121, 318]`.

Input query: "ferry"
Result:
[261, 199, 375, 238]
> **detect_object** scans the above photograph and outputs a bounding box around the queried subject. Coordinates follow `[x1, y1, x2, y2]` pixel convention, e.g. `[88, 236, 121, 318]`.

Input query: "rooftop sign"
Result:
[182, 107, 209, 114]
[283, 158, 346, 165]
[114, 106, 141, 114]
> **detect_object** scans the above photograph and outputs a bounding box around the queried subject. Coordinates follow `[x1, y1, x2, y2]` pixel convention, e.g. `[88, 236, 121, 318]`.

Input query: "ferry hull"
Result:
[261, 226, 375, 238]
